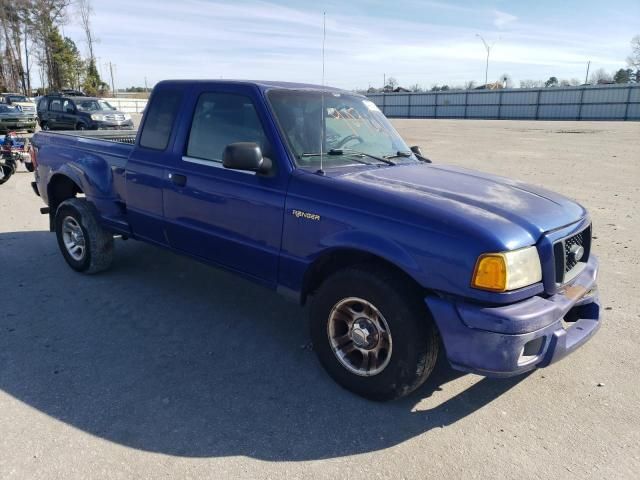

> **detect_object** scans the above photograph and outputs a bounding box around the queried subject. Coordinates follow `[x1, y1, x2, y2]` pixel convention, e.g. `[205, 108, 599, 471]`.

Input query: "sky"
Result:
[53, 0, 640, 91]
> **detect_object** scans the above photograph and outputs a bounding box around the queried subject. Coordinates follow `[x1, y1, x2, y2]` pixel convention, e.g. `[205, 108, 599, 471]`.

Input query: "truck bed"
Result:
[46, 129, 138, 145]
[32, 130, 138, 230]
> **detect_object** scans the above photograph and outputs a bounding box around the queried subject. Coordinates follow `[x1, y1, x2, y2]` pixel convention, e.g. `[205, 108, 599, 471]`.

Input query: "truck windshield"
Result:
[7, 95, 27, 103]
[268, 90, 416, 169]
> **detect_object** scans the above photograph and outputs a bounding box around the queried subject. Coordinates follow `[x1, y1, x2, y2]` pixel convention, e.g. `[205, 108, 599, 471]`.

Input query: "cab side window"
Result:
[50, 99, 62, 112]
[186, 92, 270, 163]
[62, 99, 74, 112]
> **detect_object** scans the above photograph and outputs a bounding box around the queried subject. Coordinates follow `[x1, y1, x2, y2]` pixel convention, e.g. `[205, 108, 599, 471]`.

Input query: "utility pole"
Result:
[383, 73, 386, 89]
[144, 76, 148, 92]
[109, 62, 116, 97]
[24, 28, 31, 95]
[476, 34, 498, 87]
[584, 60, 591, 85]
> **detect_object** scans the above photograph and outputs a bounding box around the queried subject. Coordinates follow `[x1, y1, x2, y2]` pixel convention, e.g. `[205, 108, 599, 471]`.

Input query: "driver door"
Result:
[162, 85, 288, 285]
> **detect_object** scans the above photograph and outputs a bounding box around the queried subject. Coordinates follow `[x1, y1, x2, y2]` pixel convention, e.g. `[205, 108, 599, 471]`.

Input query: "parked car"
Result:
[0, 104, 37, 133]
[30, 80, 601, 401]
[37, 95, 133, 131]
[0, 92, 37, 116]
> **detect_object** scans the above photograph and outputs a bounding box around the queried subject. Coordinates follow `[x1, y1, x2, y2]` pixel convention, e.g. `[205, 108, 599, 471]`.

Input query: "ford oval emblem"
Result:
[569, 244, 585, 263]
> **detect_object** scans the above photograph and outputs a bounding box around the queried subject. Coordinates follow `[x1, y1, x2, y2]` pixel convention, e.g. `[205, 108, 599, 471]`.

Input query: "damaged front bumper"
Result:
[426, 255, 601, 376]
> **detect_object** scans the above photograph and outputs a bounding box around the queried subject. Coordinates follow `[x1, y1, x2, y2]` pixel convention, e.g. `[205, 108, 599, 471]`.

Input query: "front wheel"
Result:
[55, 198, 114, 273]
[310, 266, 439, 401]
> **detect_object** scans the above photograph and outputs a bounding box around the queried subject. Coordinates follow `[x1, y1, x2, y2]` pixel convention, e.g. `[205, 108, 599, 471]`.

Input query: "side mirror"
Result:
[223, 142, 272, 174]
[410, 145, 432, 163]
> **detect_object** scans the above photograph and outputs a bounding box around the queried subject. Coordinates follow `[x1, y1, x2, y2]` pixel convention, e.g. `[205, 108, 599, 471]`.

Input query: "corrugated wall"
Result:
[367, 84, 640, 121]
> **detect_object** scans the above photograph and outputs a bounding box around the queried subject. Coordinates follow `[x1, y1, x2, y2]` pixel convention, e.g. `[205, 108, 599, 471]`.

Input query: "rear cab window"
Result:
[139, 89, 183, 150]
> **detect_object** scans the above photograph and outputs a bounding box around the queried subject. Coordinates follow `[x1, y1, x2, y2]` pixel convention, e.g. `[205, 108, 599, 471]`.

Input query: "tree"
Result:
[544, 76, 559, 87]
[613, 68, 632, 84]
[386, 76, 398, 89]
[628, 35, 640, 69]
[77, 0, 95, 62]
[589, 68, 612, 84]
[29, 0, 72, 91]
[464, 80, 476, 90]
[409, 83, 422, 92]
[499, 73, 513, 88]
[520, 79, 543, 88]
[83, 58, 107, 95]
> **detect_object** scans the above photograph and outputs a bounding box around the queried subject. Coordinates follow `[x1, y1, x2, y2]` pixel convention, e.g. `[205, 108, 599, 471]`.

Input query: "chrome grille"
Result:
[104, 113, 126, 122]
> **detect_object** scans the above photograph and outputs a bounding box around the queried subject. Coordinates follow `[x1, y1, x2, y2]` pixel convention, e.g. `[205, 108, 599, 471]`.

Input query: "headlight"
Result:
[91, 113, 106, 121]
[123, 114, 131, 121]
[472, 246, 542, 292]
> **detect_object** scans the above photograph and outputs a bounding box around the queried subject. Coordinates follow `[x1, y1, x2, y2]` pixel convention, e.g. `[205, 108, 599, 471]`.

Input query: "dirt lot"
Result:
[1, 120, 639, 479]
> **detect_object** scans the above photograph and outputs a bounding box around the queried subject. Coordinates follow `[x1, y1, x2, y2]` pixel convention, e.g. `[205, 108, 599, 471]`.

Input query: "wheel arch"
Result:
[300, 245, 425, 306]
[47, 173, 84, 230]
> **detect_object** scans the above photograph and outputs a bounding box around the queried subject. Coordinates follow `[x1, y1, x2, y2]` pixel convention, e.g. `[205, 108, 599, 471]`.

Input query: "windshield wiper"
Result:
[300, 149, 396, 166]
[299, 149, 376, 165]
[383, 151, 413, 160]
[337, 149, 396, 166]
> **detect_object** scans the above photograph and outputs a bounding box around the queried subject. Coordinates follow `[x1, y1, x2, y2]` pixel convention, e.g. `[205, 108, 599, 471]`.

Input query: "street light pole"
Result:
[476, 34, 497, 87]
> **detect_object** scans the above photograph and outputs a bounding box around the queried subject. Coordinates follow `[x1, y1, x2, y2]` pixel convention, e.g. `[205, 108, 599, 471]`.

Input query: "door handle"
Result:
[169, 173, 187, 187]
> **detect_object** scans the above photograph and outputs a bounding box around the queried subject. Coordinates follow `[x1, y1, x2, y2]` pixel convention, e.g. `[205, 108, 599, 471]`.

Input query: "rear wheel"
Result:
[75, 122, 87, 131]
[40, 122, 50, 131]
[55, 198, 114, 273]
[310, 266, 439, 401]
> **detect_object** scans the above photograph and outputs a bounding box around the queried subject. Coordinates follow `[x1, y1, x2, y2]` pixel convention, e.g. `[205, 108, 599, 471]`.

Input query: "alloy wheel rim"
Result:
[327, 297, 393, 376]
[62, 216, 86, 261]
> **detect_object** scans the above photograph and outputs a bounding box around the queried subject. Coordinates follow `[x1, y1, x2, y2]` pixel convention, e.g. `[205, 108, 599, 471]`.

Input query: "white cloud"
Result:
[493, 10, 518, 29]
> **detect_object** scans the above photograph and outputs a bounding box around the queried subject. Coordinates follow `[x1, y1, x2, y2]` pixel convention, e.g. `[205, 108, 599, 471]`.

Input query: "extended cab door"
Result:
[125, 84, 186, 246]
[162, 84, 290, 285]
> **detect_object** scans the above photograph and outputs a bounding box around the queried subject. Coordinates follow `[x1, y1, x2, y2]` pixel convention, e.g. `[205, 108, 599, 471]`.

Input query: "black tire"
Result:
[310, 265, 439, 401]
[0, 165, 13, 185]
[55, 198, 114, 274]
[25, 162, 35, 172]
[75, 122, 87, 131]
[40, 122, 49, 131]
[27, 129, 35, 134]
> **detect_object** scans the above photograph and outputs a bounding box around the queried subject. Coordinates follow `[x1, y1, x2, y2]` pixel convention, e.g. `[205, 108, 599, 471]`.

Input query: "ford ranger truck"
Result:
[30, 80, 601, 401]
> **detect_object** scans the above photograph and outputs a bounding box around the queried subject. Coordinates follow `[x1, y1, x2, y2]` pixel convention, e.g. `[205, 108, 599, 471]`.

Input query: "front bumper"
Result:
[426, 255, 601, 376]
[92, 120, 134, 130]
[0, 120, 36, 131]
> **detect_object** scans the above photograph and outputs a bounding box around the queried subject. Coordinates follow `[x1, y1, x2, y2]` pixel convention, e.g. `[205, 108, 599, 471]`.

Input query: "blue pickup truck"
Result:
[30, 80, 601, 400]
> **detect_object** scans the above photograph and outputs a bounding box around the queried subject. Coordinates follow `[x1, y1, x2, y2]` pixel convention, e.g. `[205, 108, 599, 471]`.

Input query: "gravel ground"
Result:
[0, 119, 639, 479]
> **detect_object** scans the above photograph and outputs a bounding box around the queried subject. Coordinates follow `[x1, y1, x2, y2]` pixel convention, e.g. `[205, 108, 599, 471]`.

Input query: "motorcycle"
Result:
[0, 132, 32, 185]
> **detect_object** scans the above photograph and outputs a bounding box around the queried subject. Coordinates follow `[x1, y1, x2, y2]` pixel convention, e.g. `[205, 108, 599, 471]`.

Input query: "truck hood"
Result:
[339, 163, 586, 237]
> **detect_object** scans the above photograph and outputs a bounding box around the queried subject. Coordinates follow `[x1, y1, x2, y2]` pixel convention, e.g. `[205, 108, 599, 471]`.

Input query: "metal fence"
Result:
[102, 97, 148, 114]
[366, 84, 640, 121]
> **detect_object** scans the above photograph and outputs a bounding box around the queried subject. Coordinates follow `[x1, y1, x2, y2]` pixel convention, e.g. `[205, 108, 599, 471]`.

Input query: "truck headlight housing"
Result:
[123, 114, 131, 121]
[91, 113, 106, 121]
[472, 246, 542, 292]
